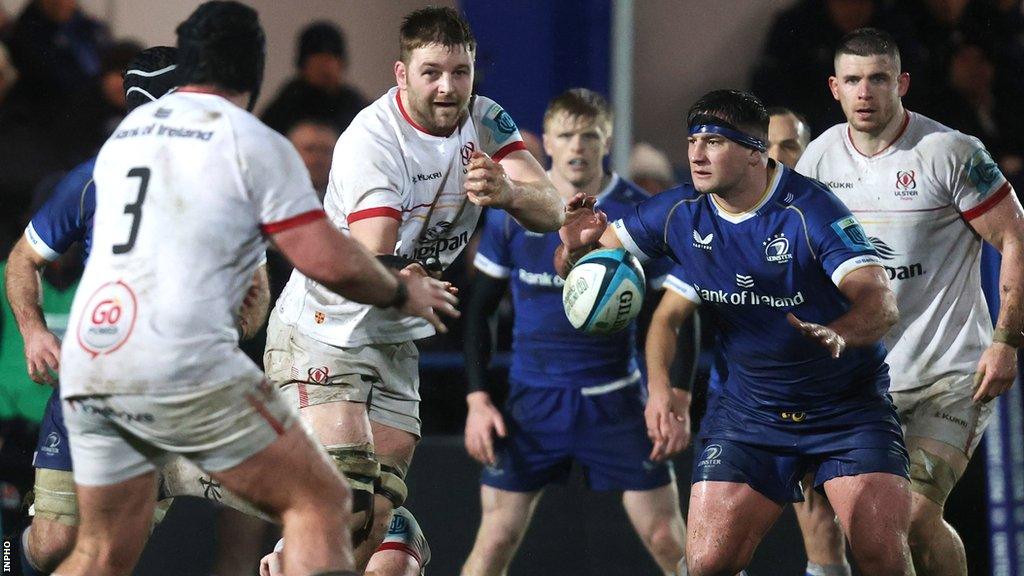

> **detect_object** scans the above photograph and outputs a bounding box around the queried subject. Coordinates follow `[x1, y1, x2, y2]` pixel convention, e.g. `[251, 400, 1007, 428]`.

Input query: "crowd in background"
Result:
[0, 0, 1022, 539]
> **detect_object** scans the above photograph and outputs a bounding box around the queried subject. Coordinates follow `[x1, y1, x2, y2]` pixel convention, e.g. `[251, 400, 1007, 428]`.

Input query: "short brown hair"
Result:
[399, 6, 476, 63]
[543, 88, 613, 134]
[835, 27, 901, 72]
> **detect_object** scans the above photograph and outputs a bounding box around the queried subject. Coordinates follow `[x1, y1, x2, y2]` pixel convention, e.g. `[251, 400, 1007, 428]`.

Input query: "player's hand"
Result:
[23, 328, 61, 386]
[787, 313, 846, 359]
[646, 384, 691, 462]
[400, 259, 441, 281]
[259, 540, 284, 576]
[972, 342, 1018, 403]
[465, 151, 514, 208]
[464, 391, 507, 466]
[398, 274, 460, 333]
[558, 192, 607, 251]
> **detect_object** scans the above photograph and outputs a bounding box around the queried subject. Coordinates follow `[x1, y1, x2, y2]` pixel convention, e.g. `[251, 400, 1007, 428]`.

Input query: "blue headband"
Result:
[689, 124, 767, 152]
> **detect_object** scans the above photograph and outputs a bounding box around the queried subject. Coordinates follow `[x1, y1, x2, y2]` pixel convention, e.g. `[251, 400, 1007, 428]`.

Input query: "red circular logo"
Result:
[77, 281, 137, 358]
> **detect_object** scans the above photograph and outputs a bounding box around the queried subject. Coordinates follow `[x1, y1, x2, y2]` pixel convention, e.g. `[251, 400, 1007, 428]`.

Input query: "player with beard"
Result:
[266, 6, 564, 571]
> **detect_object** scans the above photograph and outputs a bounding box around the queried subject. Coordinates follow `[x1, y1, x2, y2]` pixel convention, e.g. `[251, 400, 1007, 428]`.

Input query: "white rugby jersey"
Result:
[797, 112, 1012, 391]
[276, 87, 527, 346]
[61, 92, 324, 396]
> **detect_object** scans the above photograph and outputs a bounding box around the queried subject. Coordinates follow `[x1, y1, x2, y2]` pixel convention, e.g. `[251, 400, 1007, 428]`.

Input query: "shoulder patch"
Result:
[965, 146, 1003, 197]
[830, 216, 874, 252]
[481, 103, 518, 145]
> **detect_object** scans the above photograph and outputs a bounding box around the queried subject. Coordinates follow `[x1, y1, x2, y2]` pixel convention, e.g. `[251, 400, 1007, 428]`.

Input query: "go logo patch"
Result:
[77, 280, 137, 358]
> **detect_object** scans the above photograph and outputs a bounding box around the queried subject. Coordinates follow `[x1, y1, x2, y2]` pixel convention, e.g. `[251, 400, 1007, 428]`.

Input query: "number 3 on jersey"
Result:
[113, 167, 150, 255]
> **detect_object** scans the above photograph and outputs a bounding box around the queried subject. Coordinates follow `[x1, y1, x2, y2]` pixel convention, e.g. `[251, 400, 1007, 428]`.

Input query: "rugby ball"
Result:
[562, 248, 645, 334]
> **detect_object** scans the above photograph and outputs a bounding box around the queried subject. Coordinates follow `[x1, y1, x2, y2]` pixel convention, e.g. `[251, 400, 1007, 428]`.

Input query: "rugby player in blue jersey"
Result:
[556, 89, 913, 576]
[461, 89, 689, 575]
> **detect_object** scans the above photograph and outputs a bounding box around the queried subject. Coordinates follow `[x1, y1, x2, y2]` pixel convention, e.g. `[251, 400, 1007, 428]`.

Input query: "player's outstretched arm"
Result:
[644, 289, 697, 462]
[463, 272, 509, 466]
[5, 237, 61, 385]
[466, 149, 564, 232]
[553, 193, 620, 277]
[789, 265, 898, 358]
[967, 190, 1024, 402]
[237, 263, 270, 341]
[271, 218, 459, 332]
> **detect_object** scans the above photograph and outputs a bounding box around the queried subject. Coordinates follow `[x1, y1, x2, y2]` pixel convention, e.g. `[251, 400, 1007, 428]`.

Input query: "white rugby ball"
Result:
[562, 248, 645, 334]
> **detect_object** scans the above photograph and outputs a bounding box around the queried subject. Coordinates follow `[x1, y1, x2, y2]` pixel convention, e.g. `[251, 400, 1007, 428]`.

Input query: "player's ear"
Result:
[897, 72, 910, 98]
[828, 76, 840, 101]
[394, 60, 408, 89]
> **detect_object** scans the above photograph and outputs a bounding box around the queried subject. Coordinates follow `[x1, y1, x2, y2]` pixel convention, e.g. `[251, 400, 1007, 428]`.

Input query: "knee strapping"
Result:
[376, 455, 409, 508]
[32, 469, 79, 527]
[325, 443, 380, 541]
[908, 448, 959, 506]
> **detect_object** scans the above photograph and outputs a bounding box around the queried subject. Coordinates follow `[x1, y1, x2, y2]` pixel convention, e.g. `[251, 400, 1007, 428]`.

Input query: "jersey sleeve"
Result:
[331, 119, 405, 224]
[236, 120, 325, 234]
[946, 134, 1012, 221]
[643, 255, 674, 290]
[612, 188, 686, 262]
[25, 161, 94, 260]
[473, 96, 527, 162]
[473, 209, 514, 279]
[804, 190, 882, 287]
[662, 265, 700, 304]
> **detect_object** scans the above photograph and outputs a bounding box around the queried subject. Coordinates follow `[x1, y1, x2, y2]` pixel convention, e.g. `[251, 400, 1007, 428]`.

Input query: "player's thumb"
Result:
[494, 414, 508, 438]
[785, 312, 803, 329]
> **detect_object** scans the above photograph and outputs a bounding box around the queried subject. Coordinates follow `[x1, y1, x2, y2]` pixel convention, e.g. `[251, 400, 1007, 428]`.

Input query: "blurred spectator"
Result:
[629, 142, 676, 194]
[896, 0, 1002, 96]
[0, 1, 10, 36]
[0, 42, 16, 106]
[286, 118, 339, 201]
[766, 107, 812, 169]
[261, 21, 367, 135]
[752, 0, 921, 136]
[63, 40, 142, 165]
[3, 0, 109, 107]
[924, 43, 1024, 179]
[0, 0, 109, 251]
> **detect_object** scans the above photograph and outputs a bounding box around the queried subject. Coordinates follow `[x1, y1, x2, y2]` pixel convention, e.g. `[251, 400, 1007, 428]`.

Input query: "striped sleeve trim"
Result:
[831, 254, 882, 287]
[612, 219, 651, 262]
[24, 223, 60, 261]
[260, 209, 326, 234]
[348, 206, 402, 224]
[473, 252, 511, 279]
[963, 181, 1011, 221]
[492, 141, 528, 162]
[664, 275, 701, 303]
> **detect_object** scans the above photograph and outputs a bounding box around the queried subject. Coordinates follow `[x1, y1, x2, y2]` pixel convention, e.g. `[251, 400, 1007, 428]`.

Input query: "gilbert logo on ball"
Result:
[562, 248, 645, 335]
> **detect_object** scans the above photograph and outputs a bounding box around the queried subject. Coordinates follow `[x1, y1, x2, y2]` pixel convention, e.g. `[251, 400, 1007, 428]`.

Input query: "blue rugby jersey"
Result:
[26, 157, 96, 264]
[474, 174, 671, 389]
[614, 163, 890, 418]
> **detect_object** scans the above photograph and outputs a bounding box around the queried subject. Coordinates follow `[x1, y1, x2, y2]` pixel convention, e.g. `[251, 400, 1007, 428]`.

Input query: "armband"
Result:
[376, 255, 418, 270]
[379, 281, 409, 310]
[993, 328, 1024, 349]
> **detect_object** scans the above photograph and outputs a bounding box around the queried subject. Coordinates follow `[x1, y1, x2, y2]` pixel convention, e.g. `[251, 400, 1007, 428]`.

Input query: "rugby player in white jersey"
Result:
[796, 27, 1024, 576]
[266, 6, 563, 569]
[55, 3, 457, 576]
